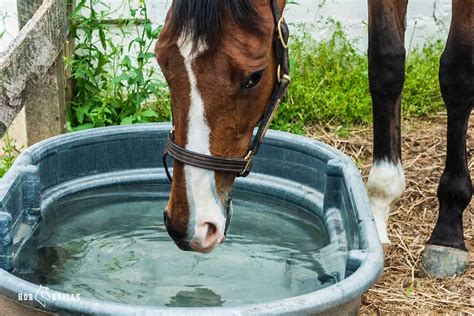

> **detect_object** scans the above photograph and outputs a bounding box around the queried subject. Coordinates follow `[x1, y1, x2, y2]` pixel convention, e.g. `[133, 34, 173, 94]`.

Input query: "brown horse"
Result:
[155, 0, 472, 277]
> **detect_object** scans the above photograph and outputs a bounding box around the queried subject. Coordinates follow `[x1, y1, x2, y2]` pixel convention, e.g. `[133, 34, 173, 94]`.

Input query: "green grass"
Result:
[403, 41, 445, 117]
[272, 25, 445, 134]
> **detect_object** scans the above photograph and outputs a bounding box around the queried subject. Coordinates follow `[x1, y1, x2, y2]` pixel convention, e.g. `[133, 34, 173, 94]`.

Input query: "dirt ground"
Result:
[306, 113, 473, 314]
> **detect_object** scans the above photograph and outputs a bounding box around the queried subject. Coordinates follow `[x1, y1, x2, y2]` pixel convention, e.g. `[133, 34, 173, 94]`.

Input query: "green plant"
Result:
[0, 133, 20, 177]
[272, 23, 445, 134]
[403, 39, 445, 116]
[67, 0, 170, 131]
[273, 23, 371, 134]
[68, 3, 445, 135]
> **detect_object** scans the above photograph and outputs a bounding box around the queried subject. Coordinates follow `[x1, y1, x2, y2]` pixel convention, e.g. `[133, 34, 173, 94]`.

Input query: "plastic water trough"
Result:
[0, 123, 383, 315]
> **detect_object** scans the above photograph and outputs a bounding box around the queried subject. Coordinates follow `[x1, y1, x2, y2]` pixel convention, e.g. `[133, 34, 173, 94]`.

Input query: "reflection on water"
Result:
[167, 288, 224, 307]
[15, 184, 346, 307]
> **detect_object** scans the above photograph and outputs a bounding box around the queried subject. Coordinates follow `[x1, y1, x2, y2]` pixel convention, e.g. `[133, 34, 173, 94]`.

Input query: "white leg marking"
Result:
[178, 35, 226, 248]
[367, 160, 406, 246]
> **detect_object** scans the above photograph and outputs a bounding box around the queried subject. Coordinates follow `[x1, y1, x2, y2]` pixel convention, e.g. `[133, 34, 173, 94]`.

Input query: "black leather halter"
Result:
[163, 0, 290, 182]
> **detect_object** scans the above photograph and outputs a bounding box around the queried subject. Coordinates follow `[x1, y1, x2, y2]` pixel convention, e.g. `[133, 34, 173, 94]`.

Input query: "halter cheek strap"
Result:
[163, 0, 291, 182]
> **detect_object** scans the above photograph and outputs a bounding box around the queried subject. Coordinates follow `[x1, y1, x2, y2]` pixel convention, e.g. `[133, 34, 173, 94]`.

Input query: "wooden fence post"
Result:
[15, 0, 67, 145]
[0, 0, 68, 140]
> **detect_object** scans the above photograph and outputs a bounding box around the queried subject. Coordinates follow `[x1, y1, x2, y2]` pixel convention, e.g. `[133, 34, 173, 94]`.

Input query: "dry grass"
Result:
[306, 113, 473, 314]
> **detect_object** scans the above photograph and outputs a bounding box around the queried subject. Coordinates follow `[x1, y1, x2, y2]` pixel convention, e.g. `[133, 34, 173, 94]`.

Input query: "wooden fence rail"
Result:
[0, 0, 68, 143]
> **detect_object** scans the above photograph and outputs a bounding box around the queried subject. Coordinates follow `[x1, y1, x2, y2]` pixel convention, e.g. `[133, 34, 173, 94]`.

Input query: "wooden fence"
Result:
[0, 0, 71, 145]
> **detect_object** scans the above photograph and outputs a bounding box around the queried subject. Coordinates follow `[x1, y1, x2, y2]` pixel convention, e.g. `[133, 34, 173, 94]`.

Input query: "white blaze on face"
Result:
[367, 160, 406, 247]
[178, 34, 226, 249]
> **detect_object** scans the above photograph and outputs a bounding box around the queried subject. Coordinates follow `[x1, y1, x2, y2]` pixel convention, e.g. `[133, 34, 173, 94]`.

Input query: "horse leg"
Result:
[367, 0, 408, 250]
[421, 0, 472, 278]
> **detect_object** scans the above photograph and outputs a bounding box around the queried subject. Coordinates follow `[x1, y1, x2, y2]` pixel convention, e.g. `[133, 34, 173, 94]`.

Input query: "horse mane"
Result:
[169, 0, 262, 50]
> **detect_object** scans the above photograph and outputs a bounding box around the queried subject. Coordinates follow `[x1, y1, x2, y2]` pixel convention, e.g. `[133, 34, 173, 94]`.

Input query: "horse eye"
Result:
[241, 70, 264, 90]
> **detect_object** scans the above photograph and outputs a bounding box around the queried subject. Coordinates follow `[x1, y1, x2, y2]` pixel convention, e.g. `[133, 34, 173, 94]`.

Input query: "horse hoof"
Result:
[420, 244, 468, 278]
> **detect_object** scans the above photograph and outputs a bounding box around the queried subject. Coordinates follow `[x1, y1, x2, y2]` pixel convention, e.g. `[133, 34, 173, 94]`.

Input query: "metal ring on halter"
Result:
[277, 65, 291, 84]
[277, 16, 289, 49]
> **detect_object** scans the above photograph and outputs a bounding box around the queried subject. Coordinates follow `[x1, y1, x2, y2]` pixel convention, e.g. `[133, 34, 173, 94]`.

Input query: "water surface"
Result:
[18, 184, 340, 307]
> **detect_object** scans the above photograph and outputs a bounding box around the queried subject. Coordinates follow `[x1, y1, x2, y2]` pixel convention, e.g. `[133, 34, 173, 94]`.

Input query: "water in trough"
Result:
[15, 184, 345, 307]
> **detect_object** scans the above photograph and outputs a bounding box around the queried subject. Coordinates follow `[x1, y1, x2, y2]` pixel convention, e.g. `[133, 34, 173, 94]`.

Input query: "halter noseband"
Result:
[163, 0, 290, 182]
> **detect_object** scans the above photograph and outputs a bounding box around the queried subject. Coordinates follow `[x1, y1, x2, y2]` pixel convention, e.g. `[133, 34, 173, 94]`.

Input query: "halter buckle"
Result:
[244, 151, 253, 161]
[240, 151, 254, 176]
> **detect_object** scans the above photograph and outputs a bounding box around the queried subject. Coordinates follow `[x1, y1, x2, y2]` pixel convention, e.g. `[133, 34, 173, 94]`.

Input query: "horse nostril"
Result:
[204, 222, 218, 244]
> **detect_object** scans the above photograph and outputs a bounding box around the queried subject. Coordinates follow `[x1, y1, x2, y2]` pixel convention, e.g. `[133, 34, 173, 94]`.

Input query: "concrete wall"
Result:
[2, 0, 452, 53]
[0, 0, 20, 52]
[286, 0, 451, 50]
[93, 0, 453, 51]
